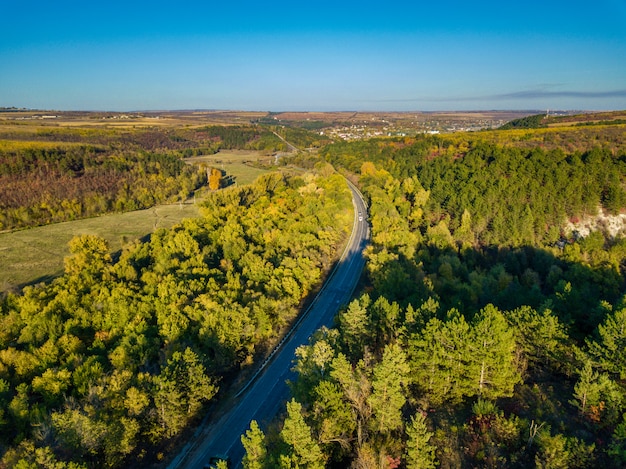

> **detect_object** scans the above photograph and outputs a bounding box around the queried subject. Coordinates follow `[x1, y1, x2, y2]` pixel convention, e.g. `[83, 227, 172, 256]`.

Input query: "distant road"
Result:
[171, 179, 369, 469]
[271, 131, 300, 152]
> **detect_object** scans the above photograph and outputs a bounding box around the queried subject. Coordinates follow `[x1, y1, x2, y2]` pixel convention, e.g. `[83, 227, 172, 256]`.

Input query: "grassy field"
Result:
[0, 202, 201, 292]
[186, 149, 273, 185]
[221, 162, 273, 185]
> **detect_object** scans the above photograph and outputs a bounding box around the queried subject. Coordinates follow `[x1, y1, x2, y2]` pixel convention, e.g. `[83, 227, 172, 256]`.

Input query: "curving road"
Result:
[170, 179, 369, 469]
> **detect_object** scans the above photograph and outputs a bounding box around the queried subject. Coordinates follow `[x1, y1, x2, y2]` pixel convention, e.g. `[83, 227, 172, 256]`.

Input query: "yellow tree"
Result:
[209, 168, 222, 191]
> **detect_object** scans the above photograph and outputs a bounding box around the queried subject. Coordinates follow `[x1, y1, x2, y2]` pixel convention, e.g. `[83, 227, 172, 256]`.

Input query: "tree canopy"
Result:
[0, 170, 352, 467]
[247, 122, 626, 468]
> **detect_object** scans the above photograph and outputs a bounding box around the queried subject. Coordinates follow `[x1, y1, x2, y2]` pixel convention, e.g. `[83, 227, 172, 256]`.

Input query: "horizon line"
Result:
[3, 107, 618, 114]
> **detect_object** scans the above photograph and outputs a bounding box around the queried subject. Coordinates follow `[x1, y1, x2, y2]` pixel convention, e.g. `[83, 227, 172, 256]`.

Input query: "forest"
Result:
[0, 124, 286, 231]
[3, 114, 626, 468]
[0, 169, 353, 467]
[242, 122, 626, 468]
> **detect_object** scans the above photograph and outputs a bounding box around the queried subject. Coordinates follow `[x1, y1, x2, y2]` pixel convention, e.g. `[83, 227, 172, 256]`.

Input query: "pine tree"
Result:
[311, 379, 355, 450]
[588, 307, 626, 379]
[279, 399, 325, 469]
[405, 412, 437, 469]
[242, 420, 266, 469]
[572, 360, 622, 425]
[469, 304, 521, 400]
[455, 208, 475, 249]
[330, 354, 372, 447]
[368, 343, 410, 435]
[337, 295, 371, 360]
[409, 311, 473, 405]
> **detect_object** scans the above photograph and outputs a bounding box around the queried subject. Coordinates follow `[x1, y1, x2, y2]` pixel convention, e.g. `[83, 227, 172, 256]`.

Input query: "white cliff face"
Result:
[564, 207, 626, 239]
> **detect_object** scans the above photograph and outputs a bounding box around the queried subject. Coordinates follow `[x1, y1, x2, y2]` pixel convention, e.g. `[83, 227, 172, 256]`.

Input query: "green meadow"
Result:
[0, 202, 201, 291]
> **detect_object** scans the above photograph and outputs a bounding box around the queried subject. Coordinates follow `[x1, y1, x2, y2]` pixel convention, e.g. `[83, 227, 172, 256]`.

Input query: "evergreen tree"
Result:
[279, 400, 325, 469]
[409, 312, 473, 405]
[608, 413, 626, 466]
[368, 343, 410, 435]
[571, 360, 622, 426]
[311, 380, 355, 455]
[469, 304, 521, 400]
[455, 208, 475, 249]
[242, 420, 267, 469]
[405, 412, 437, 469]
[329, 354, 372, 448]
[507, 306, 572, 374]
[337, 295, 371, 360]
[588, 307, 626, 379]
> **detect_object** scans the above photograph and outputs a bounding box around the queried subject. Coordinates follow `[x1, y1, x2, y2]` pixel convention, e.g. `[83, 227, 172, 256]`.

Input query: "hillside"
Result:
[0, 115, 288, 231]
[0, 170, 353, 468]
[246, 114, 626, 468]
[499, 110, 626, 129]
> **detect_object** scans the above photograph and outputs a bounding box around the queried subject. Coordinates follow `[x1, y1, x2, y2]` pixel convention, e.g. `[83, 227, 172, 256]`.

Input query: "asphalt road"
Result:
[171, 179, 369, 469]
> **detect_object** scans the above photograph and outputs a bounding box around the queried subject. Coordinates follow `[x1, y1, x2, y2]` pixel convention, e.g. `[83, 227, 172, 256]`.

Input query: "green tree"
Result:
[534, 429, 569, 469]
[63, 235, 112, 288]
[337, 295, 371, 360]
[587, 307, 626, 379]
[311, 380, 355, 454]
[369, 296, 403, 349]
[8, 383, 31, 441]
[242, 420, 267, 469]
[31, 368, 72, 406]
[455, 208, 475, 249]
[507, 306, 572, 374]
[405, 412, 437, 469]
[608, 413, 626, 466]
[279, 399, 325, 469]
[51, 407, 109, 458]
[153, 375, 185, 438]
[426, 219, 455, 250]
[533, 428, 595, 469]
[0, 440, 88, 469]
[329, 354, 372, 448]
[469, 304, 521, 400]
[409, 312, 473, 405]
[292, 329, 339, 402]
[153, 348, 217, 438]
[368, 343, 410, 435]
[571, 360, 622, 426]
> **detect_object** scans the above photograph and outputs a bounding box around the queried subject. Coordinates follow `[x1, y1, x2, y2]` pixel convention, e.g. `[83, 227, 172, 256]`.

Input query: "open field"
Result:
[218, 162, 272, 186]
[185, 149, 274, 185]
[1, 108, 537, 134]
[0, 157, 274, 293]
[0, 202, 201, 292]
[0, 109, 269, 129]
[270, 110, 536, 122]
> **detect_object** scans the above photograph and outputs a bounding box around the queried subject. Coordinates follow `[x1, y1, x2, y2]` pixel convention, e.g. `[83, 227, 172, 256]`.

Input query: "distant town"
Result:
[1, 108, 584, 141]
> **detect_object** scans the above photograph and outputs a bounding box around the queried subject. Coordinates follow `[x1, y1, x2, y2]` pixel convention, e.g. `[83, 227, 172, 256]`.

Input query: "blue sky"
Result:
[1, 1, 625, 111]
